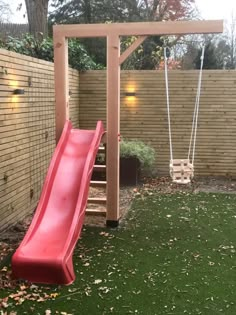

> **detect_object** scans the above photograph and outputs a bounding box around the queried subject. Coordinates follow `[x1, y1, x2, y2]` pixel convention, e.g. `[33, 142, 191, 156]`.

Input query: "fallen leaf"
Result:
[1, 301, 8, 308]
[37, 297, 46, 302]
[94, 279, 102, 284]
[83, 262, 90, 267]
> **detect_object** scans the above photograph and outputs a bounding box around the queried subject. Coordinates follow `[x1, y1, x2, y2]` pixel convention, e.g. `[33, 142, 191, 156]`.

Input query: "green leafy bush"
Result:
[0, 34, 103, 71]
[0, 34, 54, 61]
[120, 139, 155, 169]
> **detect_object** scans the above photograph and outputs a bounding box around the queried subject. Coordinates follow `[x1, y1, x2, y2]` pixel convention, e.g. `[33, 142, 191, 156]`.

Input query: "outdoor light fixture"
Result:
[125, 92, 136, 97]
[13, 89, 25, 95]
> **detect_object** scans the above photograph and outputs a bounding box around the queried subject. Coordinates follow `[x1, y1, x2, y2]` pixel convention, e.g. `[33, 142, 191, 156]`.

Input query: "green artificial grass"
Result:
[1, 192, 236, 314]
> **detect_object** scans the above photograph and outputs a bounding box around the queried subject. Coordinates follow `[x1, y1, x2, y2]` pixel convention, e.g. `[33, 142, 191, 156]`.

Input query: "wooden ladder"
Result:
[86, 144, 107, 217]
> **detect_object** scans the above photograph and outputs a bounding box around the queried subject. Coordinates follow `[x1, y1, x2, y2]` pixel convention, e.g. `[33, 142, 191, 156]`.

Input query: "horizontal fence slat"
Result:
[79, 70, 236, 181]
[0, 49, 79, 232]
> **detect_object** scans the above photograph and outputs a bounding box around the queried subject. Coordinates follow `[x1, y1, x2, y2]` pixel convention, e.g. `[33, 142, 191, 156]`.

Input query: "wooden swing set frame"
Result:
[53, 20, 223, 227]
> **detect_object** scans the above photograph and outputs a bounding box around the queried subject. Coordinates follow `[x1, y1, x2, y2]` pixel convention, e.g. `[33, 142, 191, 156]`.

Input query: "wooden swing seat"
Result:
[170, 159, 194, 184]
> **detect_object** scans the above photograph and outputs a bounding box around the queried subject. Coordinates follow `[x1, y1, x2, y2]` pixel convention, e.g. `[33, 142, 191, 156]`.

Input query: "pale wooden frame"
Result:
[53, 20, 223, 225]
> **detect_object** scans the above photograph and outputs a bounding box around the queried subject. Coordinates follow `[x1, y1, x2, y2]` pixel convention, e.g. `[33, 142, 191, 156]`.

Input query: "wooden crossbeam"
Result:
[53, 20, 223, 38]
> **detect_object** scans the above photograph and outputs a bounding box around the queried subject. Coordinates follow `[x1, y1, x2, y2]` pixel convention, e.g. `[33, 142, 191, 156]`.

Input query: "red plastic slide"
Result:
[12, 120, 104, 285]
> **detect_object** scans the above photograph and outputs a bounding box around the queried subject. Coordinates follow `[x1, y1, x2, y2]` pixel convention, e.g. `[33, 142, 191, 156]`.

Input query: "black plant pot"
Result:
[120, 157, 140, 186]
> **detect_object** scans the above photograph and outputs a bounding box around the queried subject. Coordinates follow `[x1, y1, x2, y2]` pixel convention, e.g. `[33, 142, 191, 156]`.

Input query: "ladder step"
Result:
[93, 164, 106, 172]
[90, 180, 107, 187]
[172, 167, 192, 172]
[98, 146, 106, 153]
[86, 209, 107, 217]
[88, 197, 107, 205]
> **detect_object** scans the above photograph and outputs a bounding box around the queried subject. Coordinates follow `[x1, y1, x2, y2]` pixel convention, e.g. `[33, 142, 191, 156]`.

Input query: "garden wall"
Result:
[79, 70, 236, 177]
[0, 49, 79, 232]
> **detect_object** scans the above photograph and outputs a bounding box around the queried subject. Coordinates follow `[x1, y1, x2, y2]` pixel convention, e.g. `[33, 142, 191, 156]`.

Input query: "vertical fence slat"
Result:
[0, 23, 29, 39]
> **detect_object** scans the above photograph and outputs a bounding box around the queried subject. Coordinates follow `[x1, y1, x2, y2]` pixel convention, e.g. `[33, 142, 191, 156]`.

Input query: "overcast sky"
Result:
[7, 0, 236, 24]
[8, 0, 27, 23]
[197, 0, 236, 20]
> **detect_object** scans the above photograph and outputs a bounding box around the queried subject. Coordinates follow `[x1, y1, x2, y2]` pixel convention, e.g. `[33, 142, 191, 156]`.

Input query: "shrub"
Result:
[0, 34, 103, 71]
[120, 139, 155, 170]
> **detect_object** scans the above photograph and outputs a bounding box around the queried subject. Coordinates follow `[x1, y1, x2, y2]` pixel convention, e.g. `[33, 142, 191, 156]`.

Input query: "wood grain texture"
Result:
[79, 70, 236, 178]
[53, 20, 223, 38]
[0, 49, 79, 232]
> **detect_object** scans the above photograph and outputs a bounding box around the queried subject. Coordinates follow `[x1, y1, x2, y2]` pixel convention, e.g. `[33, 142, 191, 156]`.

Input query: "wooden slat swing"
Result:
[169, 159, 193, 184]
[164, 44, 205, 184]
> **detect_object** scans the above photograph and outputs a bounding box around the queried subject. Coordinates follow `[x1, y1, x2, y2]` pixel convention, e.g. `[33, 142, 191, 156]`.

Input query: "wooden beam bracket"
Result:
[119, 36, 147, 65]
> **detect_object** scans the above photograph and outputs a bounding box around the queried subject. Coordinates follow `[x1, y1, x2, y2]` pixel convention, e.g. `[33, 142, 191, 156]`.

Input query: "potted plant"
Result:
[120, 139, 155, 186]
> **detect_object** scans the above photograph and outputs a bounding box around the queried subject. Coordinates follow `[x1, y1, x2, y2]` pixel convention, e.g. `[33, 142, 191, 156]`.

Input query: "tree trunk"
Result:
[25, 0, 49, 39]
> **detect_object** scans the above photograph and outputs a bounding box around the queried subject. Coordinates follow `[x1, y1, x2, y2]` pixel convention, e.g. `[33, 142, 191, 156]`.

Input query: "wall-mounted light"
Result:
[13, 89, 25, 95]
[68, 89, 73, 99]
[125, 91, 136, 97]
[28, 76, 32, 87]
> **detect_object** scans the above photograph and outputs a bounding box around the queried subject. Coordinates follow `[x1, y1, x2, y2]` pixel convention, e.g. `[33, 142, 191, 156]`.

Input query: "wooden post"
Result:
[106, 33, 120, 226]
[53, 31, 69, 143]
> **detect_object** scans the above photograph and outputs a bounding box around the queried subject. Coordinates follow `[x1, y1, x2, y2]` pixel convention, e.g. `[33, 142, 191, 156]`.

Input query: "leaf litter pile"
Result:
[0, 191, 236, 314]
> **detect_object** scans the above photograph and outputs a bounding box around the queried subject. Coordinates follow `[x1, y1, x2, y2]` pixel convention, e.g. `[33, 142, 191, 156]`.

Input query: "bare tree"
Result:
[25, 0, 49, 39]
[226, 11, 236, 69]
[0, 0, 12, 22]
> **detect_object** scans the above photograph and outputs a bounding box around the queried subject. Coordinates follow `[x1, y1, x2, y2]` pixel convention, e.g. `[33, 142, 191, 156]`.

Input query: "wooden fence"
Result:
[0, 23, 29, 39]
[79, 70, 236, 177]
[0, 49, 79, 232]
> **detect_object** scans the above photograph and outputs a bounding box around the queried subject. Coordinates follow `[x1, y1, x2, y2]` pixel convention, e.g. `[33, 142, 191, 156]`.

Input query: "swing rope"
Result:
[164, 44, 205, 167]
[188, 45, 205, 165]
[164, 46, 173, 162]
